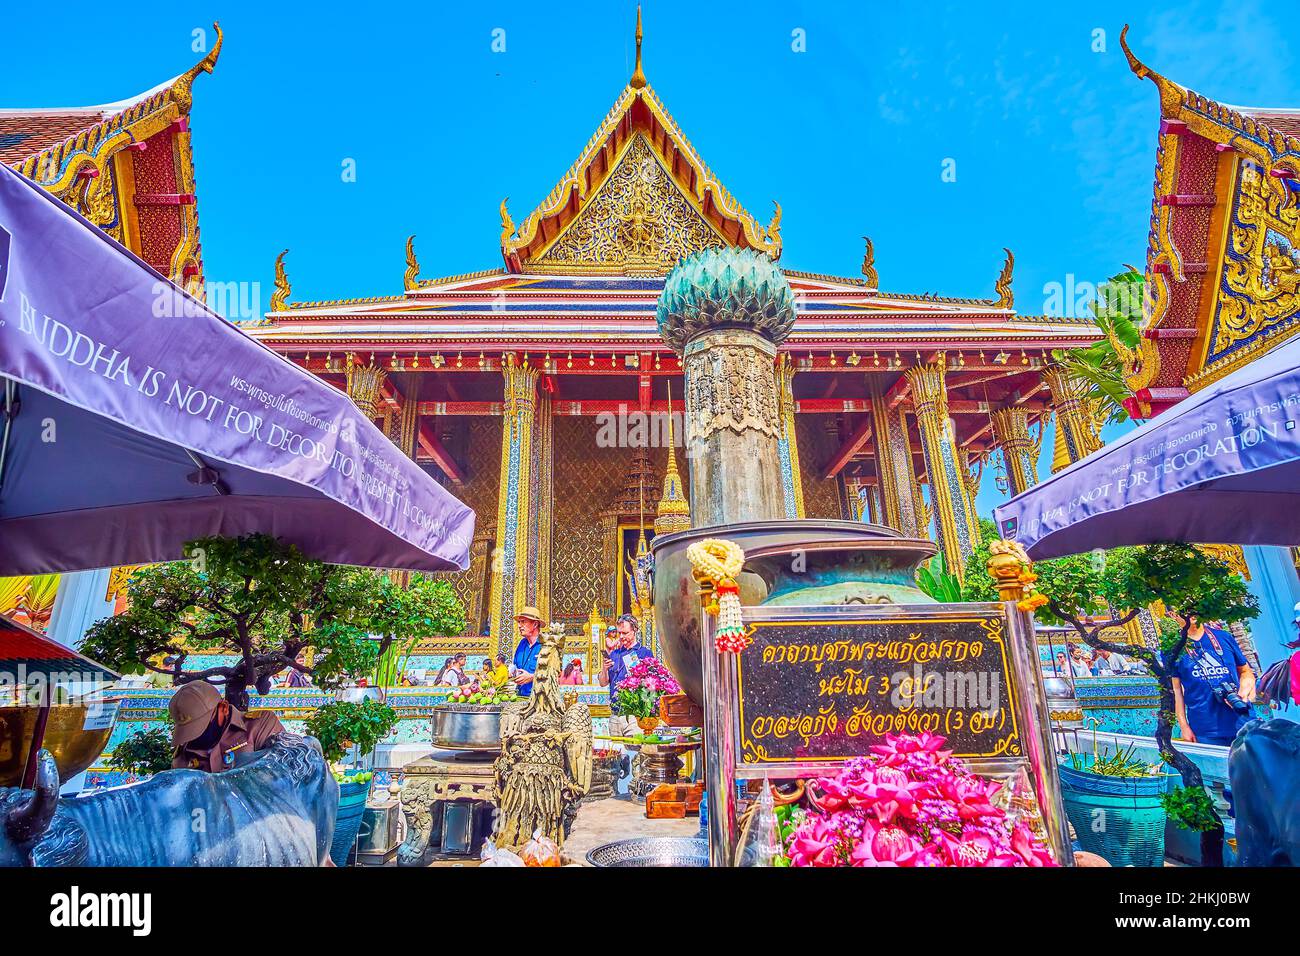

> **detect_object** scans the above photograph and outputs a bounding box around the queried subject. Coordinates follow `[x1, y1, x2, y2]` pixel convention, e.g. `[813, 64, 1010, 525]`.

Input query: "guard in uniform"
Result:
[170, 681, 287, 772]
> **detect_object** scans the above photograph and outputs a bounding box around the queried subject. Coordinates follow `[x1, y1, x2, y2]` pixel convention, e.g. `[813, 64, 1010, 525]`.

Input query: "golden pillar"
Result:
[989, 406, 1040, 496]
[487, 355, 544, 654]
[1044, 366, 1101, 472]
[776, 354, 805, 518]
[869, 377, 924, 537]
[905, 357, 980, 578]
[397, 376, 420, 460]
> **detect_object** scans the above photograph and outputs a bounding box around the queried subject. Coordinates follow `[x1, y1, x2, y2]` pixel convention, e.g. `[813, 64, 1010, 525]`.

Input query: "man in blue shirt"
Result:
[598, 614, 654, 737]
[511, 606, 544, 697]
[1172, 616, 1257, 746]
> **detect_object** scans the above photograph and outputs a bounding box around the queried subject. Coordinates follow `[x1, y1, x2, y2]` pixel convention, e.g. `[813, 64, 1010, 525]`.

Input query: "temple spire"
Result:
[630, 6, 647, 89]
[654, 382, 692, 534]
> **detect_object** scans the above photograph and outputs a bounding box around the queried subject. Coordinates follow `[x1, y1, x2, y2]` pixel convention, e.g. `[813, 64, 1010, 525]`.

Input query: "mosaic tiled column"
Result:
[488, 355, 541, 655]
[776, 354, 805, 519]
[1044, 366, 1101, 473]
[397, 376, 420, 460]
[869, 378, 924, 537]
[905, 357, 980, 579]
[989, 406, 1040, 496]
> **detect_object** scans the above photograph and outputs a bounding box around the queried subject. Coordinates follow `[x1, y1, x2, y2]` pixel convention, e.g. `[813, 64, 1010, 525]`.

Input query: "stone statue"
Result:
[493, 624, 592, 852]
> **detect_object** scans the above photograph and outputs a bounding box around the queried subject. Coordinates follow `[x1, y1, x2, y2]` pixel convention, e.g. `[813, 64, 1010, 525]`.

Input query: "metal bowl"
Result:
[0, 703, 119, 788]
[431, 703, 504, 751]
[586, 837, 711, 867]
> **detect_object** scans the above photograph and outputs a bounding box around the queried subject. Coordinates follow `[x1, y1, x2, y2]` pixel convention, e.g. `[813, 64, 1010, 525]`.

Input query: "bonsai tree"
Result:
[107, 719, 175, 778]
[972, 542, 1257, 867]
[304, 698, 399, 767]
[82, 533, 466, 709]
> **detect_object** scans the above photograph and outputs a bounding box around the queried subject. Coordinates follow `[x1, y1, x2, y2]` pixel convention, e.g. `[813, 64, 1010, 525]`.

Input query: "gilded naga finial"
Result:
[404, 235, 420, 291]
[630, 5, 647, 89]
[172, 22, 224, 114]
[499, 197, 516, 248]
[270, 249, 291, 312]
[861, 236, 879, 287]
[763, 200, 783, 246]
[993, 247, 1014, 310]
[1119, 25, 1184, 116]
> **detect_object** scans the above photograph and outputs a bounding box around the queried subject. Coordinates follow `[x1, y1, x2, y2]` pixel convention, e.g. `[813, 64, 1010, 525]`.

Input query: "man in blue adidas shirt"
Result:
[1172, 616, 1257, 746]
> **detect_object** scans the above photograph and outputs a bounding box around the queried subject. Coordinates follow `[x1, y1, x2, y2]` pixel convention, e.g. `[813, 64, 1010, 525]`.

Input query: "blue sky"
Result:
[3, 0, 1297, 519]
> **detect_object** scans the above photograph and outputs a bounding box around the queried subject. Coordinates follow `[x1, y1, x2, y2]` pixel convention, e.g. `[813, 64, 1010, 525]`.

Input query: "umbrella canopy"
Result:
[995, 333, 1300, 560]
[0, 163, 474, 575]
[0, 613, 119, 687]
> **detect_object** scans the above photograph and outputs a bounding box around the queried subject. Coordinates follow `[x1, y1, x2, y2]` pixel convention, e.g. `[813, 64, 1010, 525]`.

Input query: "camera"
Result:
[1213, 681, 1251, 715]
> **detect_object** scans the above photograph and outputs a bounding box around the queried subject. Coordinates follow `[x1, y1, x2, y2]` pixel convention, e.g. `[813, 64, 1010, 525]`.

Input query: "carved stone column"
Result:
[488, 355, 542, 653]
[775, 354, 805, 519]
[870, 377, 924, 536]
[1044, 366, 1101, 472]
[989, 406, 1040, 496]
[657, 249, 795, 528]
[905, 357, 979, 578]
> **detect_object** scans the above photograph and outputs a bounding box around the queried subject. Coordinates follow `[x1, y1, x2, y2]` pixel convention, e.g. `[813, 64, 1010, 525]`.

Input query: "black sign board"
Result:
[735, 609, 1023, 764]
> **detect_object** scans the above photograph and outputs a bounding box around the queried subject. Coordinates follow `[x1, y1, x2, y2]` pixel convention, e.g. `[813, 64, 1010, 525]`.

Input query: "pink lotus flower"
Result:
[782, 733, 1058, 869]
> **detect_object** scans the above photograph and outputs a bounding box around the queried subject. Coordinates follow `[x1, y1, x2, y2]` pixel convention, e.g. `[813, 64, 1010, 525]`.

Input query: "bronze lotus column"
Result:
[989, 406, 1041, 496]
[905, 357, 980, 579]
[656, 249, 797, 528]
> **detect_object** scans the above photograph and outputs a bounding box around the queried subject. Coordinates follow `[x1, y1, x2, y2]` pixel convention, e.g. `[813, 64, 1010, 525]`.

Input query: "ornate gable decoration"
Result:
[532, 134, 725, 275]
[500, 13, 779, 276]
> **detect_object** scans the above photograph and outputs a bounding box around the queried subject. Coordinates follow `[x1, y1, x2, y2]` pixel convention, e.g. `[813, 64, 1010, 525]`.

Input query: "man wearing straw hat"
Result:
[511, 606, 545, 697]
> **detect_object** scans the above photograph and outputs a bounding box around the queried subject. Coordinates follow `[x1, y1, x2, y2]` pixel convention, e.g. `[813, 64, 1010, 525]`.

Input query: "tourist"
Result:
[559, 659, 585, 685]
[170, 681, 286, 772]
[512, 606, 545, 696]
[1066, 644, 1092, 679]
[1091, 647, 1131, 676]
[434, 653, 471, 688]
[1054, 651, 1069, 676]
[599, 614, 654, 737]
[1172, 616, 1257, 746]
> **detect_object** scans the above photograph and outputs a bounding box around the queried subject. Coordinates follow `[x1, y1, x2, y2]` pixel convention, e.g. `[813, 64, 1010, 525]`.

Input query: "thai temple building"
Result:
[1118, 27, 1300, 665]
[245, 17, 1102, 654]
[0, 26, 223, 642]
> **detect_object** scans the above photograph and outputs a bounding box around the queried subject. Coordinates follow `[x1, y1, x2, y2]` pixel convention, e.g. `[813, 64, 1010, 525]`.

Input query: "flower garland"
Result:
[686, 538, 749, 653]
[782, 732, 1057, 867]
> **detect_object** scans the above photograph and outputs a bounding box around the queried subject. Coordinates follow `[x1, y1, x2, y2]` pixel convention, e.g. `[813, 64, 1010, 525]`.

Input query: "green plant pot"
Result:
[1058, 756, 1175, 867]
[330, 780, 371, 866]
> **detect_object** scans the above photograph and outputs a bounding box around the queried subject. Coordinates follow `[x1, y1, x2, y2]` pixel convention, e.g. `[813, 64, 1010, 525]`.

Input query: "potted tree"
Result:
[305, 697, 399, 865]
[82, 533, 466, 708]
[967, 540, 1258, 867]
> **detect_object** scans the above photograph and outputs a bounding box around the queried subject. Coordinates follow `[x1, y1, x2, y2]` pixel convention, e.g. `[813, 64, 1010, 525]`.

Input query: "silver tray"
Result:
[586, 837, 710, 867]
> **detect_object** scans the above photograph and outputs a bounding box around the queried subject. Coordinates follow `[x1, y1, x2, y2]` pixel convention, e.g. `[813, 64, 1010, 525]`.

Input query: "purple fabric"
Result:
[0, 163, 474, 574]
[995, 333, 1300, 559]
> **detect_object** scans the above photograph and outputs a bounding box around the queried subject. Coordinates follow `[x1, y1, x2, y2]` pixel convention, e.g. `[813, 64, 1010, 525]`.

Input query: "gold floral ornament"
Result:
[986, 539, 1046, 611]
[686, 538, 748, 653]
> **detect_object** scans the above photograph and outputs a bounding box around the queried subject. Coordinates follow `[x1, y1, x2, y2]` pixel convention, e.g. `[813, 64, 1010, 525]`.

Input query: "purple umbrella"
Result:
[0, 163, 474, 574]
[995, 334, 1300, 559]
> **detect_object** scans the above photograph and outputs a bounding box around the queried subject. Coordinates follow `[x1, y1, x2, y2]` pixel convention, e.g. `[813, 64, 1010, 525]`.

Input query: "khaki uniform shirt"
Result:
[173, 709, 286, 772]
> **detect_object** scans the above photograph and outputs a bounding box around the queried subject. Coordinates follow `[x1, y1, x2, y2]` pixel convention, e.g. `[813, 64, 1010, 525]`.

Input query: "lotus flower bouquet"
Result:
[784, 732, 1057, 867]
[613, 657, 681, 719]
